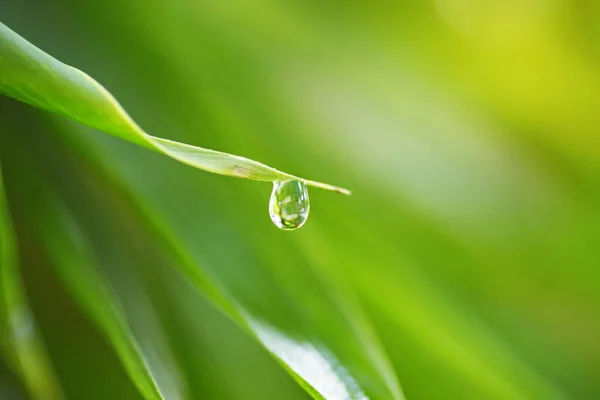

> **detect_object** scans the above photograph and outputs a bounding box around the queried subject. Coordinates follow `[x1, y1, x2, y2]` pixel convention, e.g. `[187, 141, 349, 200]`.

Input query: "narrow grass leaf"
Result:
[1, 157, 180, 400]
[0, 22, 349, 195]
[6, 98, 402, 399]
[0, 164, 63, 400]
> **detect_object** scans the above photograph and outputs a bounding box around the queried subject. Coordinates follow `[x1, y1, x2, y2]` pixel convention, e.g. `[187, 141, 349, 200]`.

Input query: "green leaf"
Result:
[0, 145, 184, 400]
[1, 93, 403, 399]
[73, 131, 402, 400]
[0, 22, 349, 195]
[3, 0, 600, 398]
[0, 163, 63, 400]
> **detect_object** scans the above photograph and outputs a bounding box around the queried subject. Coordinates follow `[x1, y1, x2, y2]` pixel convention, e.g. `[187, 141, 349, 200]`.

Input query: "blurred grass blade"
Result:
[363, 264, 564, 399]
[3, 97, 403, 399]
[2, 158, 182, 400]
[0, 164, 63, 400]
[28, 205, 180, 400]
[78, 136, 401, 399]
[0, 22, 349, 195]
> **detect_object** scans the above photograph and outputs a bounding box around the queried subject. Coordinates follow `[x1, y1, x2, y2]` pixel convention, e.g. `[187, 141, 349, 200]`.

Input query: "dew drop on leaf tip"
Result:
[269, 180, 310, 230]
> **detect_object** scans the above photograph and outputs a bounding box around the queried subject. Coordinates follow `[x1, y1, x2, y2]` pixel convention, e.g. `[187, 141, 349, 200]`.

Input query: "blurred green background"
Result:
[1, 0, 600, 399]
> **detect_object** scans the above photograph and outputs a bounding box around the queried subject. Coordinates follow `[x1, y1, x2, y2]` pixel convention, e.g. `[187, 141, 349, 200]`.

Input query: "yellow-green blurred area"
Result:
[1, 0, 600, 399]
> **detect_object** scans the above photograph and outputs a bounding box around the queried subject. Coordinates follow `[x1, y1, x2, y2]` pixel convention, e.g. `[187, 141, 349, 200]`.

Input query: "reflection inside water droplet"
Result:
[269, 180, 310, 230]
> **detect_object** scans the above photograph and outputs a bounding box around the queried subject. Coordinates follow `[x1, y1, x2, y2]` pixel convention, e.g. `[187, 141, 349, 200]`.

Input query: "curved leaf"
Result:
[65, 123, 403, 399]
[2, 91, 403, 399]
[0, 163, 64, 399]
[0, 22, 349, 195]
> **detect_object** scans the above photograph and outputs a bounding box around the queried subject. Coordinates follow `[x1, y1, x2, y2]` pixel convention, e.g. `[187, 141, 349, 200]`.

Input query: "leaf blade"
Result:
[75, 131, 399, 399]
[0, 163, 63, 400]
[3, 93, 402, 399]
[0, 22, 349, 195]
[0, 142, 180, 400]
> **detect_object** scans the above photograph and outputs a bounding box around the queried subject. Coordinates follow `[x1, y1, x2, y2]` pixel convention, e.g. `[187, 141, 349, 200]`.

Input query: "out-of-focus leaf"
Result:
[1, 359, 29, 400]
[76, 128, 403, 400]
[19, 197, 182, 400]
[0, 132, 183, 400]
[0, 163, 63, 399]
[42, 3, 582, 397]
[1, 103, 310, 400]
[4, 0, 600, 398]
[1, 95, 403, 399]
[20, 127, 312, 400]
[12, 216, 147, 400]
[0, 22, 349, 195]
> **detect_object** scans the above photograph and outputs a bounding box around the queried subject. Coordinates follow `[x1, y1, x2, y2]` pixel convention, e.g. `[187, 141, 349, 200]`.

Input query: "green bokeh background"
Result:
[1, 0, 600, 399]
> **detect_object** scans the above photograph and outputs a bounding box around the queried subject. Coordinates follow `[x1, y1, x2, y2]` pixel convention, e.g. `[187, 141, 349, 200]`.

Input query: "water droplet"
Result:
[269, 180, 310, 230]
